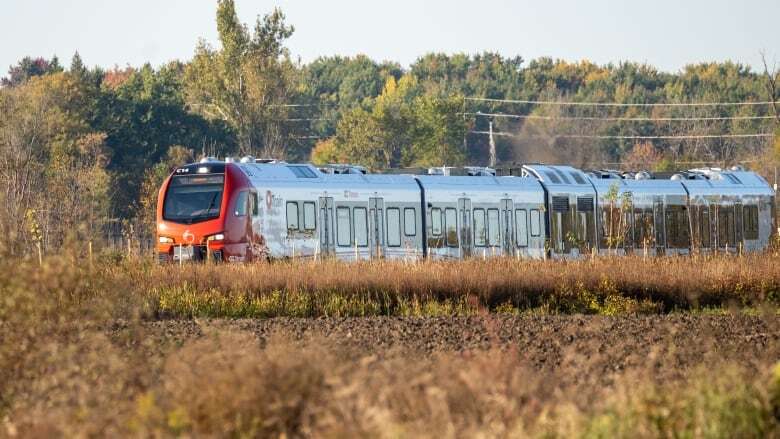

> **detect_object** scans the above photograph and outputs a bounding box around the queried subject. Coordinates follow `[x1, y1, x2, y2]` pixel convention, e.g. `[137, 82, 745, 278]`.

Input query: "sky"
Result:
[1, 0, 778, 74]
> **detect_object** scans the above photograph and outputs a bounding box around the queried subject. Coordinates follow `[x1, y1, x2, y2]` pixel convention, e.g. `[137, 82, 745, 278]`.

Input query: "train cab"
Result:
[156, 158, 253, 263]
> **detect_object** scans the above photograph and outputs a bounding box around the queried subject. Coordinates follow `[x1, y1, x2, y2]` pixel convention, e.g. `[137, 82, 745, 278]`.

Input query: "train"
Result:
[156, 157, 776, 263]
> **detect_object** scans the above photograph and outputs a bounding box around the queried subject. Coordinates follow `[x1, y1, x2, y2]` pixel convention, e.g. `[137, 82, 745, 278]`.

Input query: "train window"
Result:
[387, 208, 401, 247]
[303, 202, 316, 230]
[665, 206, 690, 249]
[431, 208, 443, 236]
[251, 193, 259, 216]
[515, 209, 528, 247]
[665, 209, 677, 248]
[600, 204, 625, 248]
[679, 208, 690, 248]
[404, 208, 416, 236]
[234, 191, 248, 217]
[635, 209, 654, 247]
[353, 207, 368, 247]
[701, 207, 711, 248]
[473, 209, 487, 246]
[286, 202, 299, 230]
[623, 211, 634, 248]
[744, 205, 759, 240]
[717, 207, 735, 248]
[530, 209, 541, 237]
[577, 197, 595, 248]
[445, 208, 458, 247]
[488, 209, 500, 246]
[336, 207, 352, 247]
[577, 212, 588, 244]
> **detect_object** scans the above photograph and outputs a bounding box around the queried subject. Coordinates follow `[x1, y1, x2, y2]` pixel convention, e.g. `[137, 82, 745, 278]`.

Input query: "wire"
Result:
[277, 118, 330, 122]
[268, 103, 336, 108]
[584, 159, 761, 166]
[469, 131, 774, 140]
[466, 112, 777, 122]
[465, 97, 780, 107]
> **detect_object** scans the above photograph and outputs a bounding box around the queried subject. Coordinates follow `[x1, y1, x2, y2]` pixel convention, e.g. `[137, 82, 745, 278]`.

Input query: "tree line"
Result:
[1, 0, 778, 251]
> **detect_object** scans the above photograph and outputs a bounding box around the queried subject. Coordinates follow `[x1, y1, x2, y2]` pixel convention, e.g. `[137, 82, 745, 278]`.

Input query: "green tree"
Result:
[332, 108, 387, 168]
[406, 95, 467, 166]
[329, 75, 466, 169]
[94, 62, 234, 218]
[0, 73, 109, 252]
[1, 56, 63, 87]
[184, 1, 296, 157]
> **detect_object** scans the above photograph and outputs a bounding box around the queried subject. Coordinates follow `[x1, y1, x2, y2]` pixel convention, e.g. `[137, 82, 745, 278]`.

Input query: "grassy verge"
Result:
[142, 254, 780, 318]
[4, 252, 780, 320]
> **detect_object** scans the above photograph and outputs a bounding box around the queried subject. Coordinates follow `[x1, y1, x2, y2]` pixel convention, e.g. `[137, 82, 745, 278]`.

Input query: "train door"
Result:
[318, 197, 334, 257]
[369, 197, 385, 258]
[550, 195, 570, 254]
[500, 199, 514, 256]
[458, 198, 472, 258]
[247, 191, 261, 261]
[653, 197, 665, 255]
[576, 196, 595, 253]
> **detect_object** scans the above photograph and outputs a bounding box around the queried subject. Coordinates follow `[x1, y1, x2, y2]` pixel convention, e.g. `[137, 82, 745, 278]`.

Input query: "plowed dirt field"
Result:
[123, 315, 779, 387]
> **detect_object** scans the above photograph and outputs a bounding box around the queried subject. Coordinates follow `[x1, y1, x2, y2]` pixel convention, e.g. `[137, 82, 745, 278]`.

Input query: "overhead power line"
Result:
[268, 103, 336, 108]
[277, 118, 330, 122]
[465, 97, 780, 107]
[466, 112, 777, 122]
[469, 131, 774, 140]
[586, 159, 760, 167]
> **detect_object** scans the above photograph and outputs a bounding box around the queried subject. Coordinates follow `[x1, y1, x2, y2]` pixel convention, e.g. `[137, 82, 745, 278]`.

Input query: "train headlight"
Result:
[159, 236, 174, 244]
[208, 233, 225, 242]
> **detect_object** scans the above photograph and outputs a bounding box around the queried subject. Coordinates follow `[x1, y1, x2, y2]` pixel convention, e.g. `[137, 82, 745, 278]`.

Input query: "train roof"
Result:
[181, 159, 773, 198]
[587, 167, 773, 197]
[589, 177, 689, 198]
[415, 175, 542, 189]
[521, 164, 592, 187]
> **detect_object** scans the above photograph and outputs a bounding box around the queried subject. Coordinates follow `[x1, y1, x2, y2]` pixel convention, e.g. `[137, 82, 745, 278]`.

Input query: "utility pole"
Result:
[488, 118, 496, 167]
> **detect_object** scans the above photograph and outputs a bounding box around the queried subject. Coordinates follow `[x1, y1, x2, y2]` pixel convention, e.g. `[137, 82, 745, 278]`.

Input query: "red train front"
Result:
[156, 158, 255, 263]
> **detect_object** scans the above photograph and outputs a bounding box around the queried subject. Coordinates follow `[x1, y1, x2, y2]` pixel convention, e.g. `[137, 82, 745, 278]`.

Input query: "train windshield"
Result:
[163, 175, 224, 224]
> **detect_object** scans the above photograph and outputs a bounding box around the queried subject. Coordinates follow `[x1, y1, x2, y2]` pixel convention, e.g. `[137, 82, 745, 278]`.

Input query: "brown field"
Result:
[2, 253, 780, 437]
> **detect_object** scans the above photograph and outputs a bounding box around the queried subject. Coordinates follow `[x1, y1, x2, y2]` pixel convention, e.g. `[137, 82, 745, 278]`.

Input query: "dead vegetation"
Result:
[141, 254, 780, 317]
[1, 253, 780, 437]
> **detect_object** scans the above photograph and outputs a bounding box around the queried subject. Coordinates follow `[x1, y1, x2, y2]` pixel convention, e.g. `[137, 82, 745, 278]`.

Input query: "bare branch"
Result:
[760, 51, 780, 124]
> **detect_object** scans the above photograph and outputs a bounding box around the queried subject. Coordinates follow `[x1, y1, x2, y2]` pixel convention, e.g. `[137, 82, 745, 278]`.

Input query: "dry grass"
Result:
[2, 326, 779, 438]
[137, 254, 780, 318]
[1, 253, 780, 437]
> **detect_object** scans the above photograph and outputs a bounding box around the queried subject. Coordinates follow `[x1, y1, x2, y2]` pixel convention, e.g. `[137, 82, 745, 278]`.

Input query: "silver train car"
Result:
[155, 158, 776, 262]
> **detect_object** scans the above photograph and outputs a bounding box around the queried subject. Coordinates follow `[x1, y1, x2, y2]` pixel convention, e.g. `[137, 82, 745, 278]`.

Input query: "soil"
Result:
[115, 314, 780, 387]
